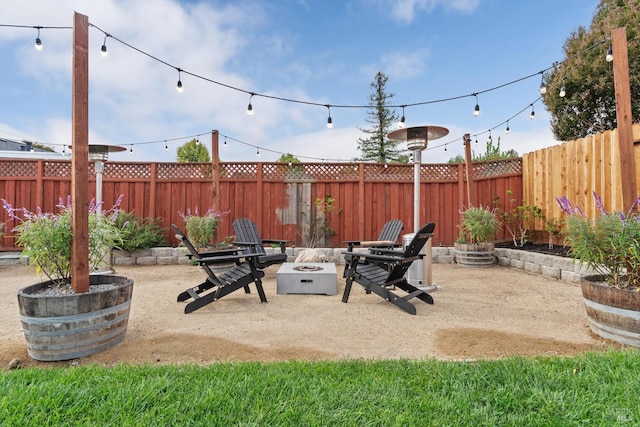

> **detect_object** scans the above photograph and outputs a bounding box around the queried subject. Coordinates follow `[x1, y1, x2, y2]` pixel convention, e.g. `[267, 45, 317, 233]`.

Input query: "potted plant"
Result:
[179, 207, 230, 249]
[2, 195, 134, 361]
[454, 205, 501, 267]
[557, 192, 640, 348]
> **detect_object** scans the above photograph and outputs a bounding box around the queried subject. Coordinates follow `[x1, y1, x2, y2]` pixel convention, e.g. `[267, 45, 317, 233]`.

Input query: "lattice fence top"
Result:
[0, 158, 522, 181]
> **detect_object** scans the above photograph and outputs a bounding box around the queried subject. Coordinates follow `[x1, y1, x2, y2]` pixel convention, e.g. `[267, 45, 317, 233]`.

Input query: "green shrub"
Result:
[115, 210, 167, 252]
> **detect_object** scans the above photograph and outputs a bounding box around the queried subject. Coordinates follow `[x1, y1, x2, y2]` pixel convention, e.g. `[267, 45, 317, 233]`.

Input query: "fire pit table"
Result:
[276, 263, 337, 295]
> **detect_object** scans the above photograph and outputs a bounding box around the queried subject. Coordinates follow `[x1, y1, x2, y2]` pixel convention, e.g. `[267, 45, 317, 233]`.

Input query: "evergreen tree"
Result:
[356, 72, 405, 163]
[176, 138, 210, 162]
[541, 0, 639, 141]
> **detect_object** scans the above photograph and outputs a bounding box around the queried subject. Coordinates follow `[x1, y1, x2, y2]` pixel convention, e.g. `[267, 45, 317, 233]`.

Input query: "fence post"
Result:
[611, 27, 637, 211]
[463, 133, 475, 207]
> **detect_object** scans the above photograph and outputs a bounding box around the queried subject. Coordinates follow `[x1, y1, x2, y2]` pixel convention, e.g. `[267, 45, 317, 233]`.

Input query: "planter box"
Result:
[581, 276, 640, 348]
[17, 275, 134, 361]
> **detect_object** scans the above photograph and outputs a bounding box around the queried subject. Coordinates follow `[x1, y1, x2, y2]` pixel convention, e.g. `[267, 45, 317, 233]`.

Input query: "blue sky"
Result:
[0, 0, 600, 163]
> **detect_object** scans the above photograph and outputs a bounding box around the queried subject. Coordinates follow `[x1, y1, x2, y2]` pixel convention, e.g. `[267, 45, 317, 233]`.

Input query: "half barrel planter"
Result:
[581, 275, 640, 348]
[17, 275, 134, 361]
[454, 242, 495, 268]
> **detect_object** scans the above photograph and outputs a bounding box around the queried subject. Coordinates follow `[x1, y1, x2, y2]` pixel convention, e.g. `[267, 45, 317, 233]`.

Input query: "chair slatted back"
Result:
[232, 218, 266, 256]
[386, 222, 436, 281]
[377, 219, 404, 243]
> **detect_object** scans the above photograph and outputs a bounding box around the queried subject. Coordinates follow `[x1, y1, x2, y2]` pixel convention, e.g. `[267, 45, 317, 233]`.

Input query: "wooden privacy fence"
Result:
[523, 123, 640, 232]
[0, 158, 522, 250]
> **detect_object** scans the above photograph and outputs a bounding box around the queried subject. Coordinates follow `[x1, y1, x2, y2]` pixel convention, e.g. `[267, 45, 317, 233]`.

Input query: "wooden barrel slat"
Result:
[581, 276, 640, 348]
[455, 250, 495, 268]
[17, 275, 134, 361]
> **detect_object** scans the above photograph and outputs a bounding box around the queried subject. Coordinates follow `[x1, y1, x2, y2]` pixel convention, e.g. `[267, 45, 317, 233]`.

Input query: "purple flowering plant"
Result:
[2, 195, 125, 286]
[179, 207, 230, 248]
[557, 192, 640, 290]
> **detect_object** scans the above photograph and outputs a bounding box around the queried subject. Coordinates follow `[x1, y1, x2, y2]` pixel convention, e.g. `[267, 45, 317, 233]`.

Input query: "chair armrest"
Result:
[261, 239, 289, 253]
[196, 253, 260, 265]
[197, 248, 241, 258]
[341, 251, 405, 264]
[342, 240, 362, 251]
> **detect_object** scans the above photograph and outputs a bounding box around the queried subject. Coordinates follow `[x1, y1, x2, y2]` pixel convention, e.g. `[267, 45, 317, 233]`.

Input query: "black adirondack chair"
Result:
[173, 224, 267, 314]
[343, 219, 404, 277]
[342, 222, 436, 315]
[232, 218, 289, 268]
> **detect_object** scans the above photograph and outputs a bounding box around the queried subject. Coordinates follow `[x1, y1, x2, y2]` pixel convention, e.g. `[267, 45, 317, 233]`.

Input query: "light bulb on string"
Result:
[475, 137, 478, 145]
[326, 105, 333, 129]
[223, 137, 227, 147]
[559, 85, 566, 98]
[398, 106, 406, 129]
[129, 144, 133, 155]
[530, 104, 535, 120]
[100, 34, 109, 57]
[505, 121, 510, 134]
[164, 140, 168, 151]
[34, 27, 43, 51]
[488, 131, 492, 144]
[246, 93, 254, 116]
[473, 94, 480, 117]
[176, 68, 183, 93]
[256, 147, 260, 157]
[539, 78, 546, 95]
[606, 47, 613, 62]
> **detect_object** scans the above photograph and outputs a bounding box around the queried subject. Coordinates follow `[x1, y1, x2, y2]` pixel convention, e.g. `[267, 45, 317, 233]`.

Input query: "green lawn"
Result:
[2, 350, 639, 426]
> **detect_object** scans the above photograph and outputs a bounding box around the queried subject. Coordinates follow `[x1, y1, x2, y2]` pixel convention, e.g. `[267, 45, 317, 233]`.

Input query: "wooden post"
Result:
[71, 12, 90, 293]
[463, 133, 475, 207]
[211, 130, 220, 212]
[611, 27, 637, 211]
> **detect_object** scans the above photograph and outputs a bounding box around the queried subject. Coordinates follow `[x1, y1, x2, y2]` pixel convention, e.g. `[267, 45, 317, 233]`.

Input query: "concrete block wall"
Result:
[494, 247, 595, 283]
[8, 245, 595, 285]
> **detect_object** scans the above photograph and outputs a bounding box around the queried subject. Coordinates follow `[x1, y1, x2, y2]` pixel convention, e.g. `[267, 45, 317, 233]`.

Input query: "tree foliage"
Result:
[356, 72, 406, 163]
[277, 153, 300, 164]
[176, 139, 210, 162]
[541, 0, 639, 141]
[448, 137, 518, 163]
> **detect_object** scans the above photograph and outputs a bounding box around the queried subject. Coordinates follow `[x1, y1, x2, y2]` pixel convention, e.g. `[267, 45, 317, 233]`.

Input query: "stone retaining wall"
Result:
[9, 246, 594, 284]
[430, 246, 594, 283]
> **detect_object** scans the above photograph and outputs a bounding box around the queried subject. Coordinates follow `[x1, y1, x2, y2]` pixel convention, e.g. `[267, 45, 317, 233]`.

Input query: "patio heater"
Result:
[387, 125, 449, 289]
[88, 144, 126, 214]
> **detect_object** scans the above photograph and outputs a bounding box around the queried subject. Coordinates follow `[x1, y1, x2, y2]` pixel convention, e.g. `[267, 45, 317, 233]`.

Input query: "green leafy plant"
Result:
[2, 196, 125, 285]
[114, 210, 168, 252]
[545, 217, 564, 249]
[557, 192, 640, 289]
[300, 194, 341, 248]
[495, 190, 544, 247]
[179, 207, 229, 248]
[457, 205, 501, 244]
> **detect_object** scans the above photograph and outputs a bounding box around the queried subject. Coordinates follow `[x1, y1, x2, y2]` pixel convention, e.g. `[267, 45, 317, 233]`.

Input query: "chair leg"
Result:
[342, 277, 353, 303]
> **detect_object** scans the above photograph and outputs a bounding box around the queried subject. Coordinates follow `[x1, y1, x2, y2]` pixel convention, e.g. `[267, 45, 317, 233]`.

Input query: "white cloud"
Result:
[383, 0, 480, 23]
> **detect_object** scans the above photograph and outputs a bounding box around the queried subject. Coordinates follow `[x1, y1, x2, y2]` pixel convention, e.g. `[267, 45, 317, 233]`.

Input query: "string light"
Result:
[488, 130, 492, 144]
[505, 121, 510, 134]
[176, 68, 183, 93]
[34, 27, 42, 50]
[164, 140, 168, 151]
[0, 23, 614, 163]
[223, 137, 227, 147]
[246, 93, 254, 116]
[473, 94, 480, 117]
[529, 104, 535, 120]
[256, 147, 260, 157]
[326, 105, 333, 129]
[398, 106, 406, 129]
[100, 34, 109, 57]
[129, 144, 133, 154]
[559, 85, 566, 98]
[606, 47, 613, 62]
[539, 74, 547, 95]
